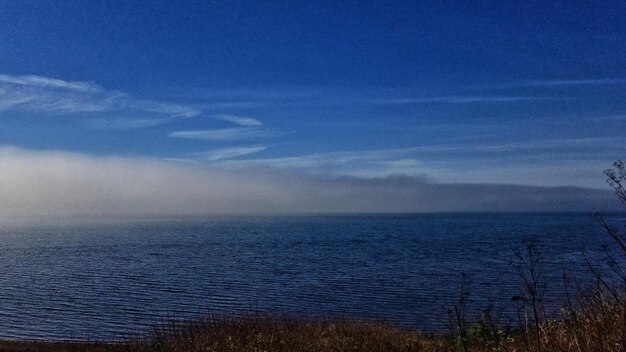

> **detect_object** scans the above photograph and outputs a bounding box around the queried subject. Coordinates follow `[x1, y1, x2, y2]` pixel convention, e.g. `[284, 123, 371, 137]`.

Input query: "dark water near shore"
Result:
[0, 213, 623, 340]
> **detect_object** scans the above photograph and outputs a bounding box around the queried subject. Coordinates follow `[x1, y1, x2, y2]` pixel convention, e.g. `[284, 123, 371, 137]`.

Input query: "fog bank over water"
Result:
[0, 147, 618, 222]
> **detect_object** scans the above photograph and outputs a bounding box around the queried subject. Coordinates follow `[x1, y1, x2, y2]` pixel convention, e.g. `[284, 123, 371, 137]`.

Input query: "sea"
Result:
[0, 213, 623, 340]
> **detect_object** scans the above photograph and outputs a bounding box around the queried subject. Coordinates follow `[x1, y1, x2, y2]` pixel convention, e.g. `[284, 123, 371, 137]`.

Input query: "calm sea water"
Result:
[0, 213, 622, 340]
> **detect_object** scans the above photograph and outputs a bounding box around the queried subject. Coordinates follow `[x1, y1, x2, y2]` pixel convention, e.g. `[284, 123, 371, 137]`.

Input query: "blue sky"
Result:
[0, 1, 624, 217]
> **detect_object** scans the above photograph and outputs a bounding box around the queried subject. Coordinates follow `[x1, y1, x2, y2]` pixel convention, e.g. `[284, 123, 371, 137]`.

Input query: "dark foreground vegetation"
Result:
[0, 299, 623, 352]
[2, 162, 626, 352]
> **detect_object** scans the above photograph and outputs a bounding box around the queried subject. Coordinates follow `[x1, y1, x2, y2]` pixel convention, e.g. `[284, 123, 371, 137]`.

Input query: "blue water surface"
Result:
[0, 213, 622, 340]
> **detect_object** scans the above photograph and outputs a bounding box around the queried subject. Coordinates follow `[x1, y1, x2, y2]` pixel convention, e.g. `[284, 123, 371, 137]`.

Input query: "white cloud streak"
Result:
[213, 138, 620, 187]
[191, 146, 266, 161]
[0, 147, 617, 222]
[170, 127, 285, 141]
[213, 114, 262, 126]
[489, 78, 626, 89]
[0, 73, 201, 128]
[0, 74, 102, 92]
[217, 138, 615, 168]
[373, 96, 554, 105]
[517, 78, 626, 87]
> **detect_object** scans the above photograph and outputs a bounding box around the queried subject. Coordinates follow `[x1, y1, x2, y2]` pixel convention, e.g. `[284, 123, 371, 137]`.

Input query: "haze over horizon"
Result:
[0, 1, 624, 219]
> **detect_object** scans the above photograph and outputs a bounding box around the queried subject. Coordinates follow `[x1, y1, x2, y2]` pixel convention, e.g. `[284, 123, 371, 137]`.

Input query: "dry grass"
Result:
[0, 299, 622, 352]
[142, 316, 446, 352]
[0, 317, 447, 352]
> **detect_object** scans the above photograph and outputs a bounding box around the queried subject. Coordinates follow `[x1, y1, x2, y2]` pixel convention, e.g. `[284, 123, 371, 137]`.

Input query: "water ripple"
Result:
[0, 214, 619, 339]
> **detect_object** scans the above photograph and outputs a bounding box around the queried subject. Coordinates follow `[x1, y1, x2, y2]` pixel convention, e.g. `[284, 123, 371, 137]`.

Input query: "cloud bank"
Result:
[0, 147, 618, 222]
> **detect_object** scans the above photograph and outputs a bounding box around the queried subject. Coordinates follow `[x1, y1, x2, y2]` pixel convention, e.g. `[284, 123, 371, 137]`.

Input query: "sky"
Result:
[0, 1, 624, 218]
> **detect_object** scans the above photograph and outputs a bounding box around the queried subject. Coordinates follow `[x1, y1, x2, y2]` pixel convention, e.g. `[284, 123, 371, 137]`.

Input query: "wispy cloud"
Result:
[174, 85, 565, 110]
[217, 148, 418, 170]
[597, 114, 626, 121]
[416, 137, 616, 154]
[194, 94, 553, 109]
[0, 73, 201, 128]
[214, 137, 620, 187]
[85, 117, 182, 129]
[213, 114, 262, 126]
[524, 78, 626, 86]
[374, 96, 556, 105]
[190, 146, 266, 161]
[0, 74, 102, 92]
[219, 137, 614, 167]
[170, 127, 285, 141]
[497, 78, 626, 88]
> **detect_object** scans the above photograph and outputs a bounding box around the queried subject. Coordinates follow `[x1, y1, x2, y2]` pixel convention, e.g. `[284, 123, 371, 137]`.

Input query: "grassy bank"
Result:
[0, 295, 623, 352]
[0, 317, 442, 352]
